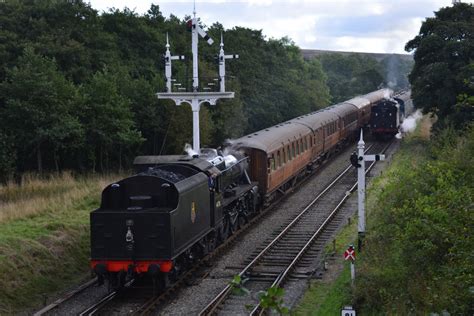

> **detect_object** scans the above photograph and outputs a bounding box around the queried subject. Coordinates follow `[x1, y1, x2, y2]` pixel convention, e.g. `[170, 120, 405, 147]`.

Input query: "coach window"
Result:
[291, 143, 295, 158]
[296, 141, 299, 155]
[277, 151, 281, 168]
[287, 146, 291, 161]
[300, 139, 303, 153]
[270, 154, 276, 171]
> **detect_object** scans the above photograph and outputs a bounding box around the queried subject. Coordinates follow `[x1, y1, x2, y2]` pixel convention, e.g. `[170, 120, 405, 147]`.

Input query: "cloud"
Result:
[87, 0, 471, 53]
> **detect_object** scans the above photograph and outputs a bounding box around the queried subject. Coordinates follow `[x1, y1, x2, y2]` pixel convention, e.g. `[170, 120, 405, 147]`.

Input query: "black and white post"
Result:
[218, 32, 238, 92]
[354, 129, 385, 250]
[164, 33, 184, 93]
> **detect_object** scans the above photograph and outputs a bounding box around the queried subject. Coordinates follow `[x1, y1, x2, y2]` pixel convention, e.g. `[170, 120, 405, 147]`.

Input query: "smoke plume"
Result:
[396, 110, 423, 138]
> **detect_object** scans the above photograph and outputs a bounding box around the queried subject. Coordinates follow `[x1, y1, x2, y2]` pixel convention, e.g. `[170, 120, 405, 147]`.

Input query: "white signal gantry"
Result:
[157, 10, 238, 154]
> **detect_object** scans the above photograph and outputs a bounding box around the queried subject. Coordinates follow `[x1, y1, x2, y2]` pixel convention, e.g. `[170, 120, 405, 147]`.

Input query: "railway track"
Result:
[33, 278, 98, 316]
[199, 141, 391, 315]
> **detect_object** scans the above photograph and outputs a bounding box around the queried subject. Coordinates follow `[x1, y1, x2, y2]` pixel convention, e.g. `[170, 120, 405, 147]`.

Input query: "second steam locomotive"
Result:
[90, 88, 404, 289]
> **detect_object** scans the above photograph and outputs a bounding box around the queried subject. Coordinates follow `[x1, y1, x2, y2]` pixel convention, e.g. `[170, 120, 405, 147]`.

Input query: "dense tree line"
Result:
[316, 53, 412, 103]
[0, 1, 333, 178]
[0, 1, 410, 179]
[406, 2, 474, 130]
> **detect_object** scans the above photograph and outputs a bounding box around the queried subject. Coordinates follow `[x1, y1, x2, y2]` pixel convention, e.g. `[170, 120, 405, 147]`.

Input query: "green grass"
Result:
[295, 264, 353, 316]
[0, 173, 120, 314]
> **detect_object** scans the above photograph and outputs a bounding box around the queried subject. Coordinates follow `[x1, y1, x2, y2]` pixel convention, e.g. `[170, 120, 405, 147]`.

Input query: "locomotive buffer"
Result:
[350, 130, 385, 250]
[157, 8, 238, 154]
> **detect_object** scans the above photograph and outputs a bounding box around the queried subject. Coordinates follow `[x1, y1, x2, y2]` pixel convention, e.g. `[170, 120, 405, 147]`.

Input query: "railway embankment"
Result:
[0, 173, 117, 314]
[296, 117, 473, 315]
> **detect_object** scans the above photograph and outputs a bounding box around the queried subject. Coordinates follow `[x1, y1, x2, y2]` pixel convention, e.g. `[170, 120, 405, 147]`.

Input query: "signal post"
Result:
[350, 130, 385, 251]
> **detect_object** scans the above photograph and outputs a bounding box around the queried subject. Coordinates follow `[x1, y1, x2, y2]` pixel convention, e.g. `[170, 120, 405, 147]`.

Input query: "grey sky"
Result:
[87, 0, 471, 54]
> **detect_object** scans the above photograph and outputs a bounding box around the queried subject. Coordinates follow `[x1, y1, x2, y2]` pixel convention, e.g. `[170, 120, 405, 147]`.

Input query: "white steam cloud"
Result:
[396, 109, 423, 139]
[184, 143, 199, 157]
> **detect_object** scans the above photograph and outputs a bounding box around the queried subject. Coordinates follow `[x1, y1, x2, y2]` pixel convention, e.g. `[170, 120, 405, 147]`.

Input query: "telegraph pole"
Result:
[157, 9, 237, 154]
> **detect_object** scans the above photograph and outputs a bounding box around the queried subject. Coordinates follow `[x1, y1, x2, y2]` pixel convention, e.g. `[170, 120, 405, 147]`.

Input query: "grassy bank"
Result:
[0, 173, 120, 313]
[354, 122, 474, 314]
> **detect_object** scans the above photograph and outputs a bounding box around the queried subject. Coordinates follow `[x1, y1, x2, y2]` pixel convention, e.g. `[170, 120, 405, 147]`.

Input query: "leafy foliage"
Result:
[257, 286, 289, 315]
[405, 3, 474, 129]
[229, 275, 250, 296]
[0, 47, 83, 173]
[317, 53, 385, 103]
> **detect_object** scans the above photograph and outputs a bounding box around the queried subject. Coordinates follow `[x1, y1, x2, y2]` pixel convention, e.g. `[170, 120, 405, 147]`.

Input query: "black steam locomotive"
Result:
[90, 149, 259, 288]
[369, 90, 413, 138]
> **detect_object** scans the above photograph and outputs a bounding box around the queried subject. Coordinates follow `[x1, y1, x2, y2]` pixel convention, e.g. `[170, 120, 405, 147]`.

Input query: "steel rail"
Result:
[33, 278, 98, 316]
[198, 144, 376, 316]
[78, 279, 135, 316]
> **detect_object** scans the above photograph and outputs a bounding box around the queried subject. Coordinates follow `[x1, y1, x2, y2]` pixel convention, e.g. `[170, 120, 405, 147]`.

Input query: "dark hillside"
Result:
[301, 49, 413, 63]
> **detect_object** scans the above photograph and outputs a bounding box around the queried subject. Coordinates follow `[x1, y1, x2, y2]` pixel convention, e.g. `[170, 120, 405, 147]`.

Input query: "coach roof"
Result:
[231, 121, 311, 153]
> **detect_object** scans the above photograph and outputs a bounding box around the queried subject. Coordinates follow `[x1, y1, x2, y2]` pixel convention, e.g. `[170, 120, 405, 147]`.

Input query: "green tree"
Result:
[80, 68, 143, 171]
[318, 53, 384, 103]
[0, 1, 334, 173]
[0, 132, 16, 181]
[405, 2, 474, 129]
[1, 47, 83, 173]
